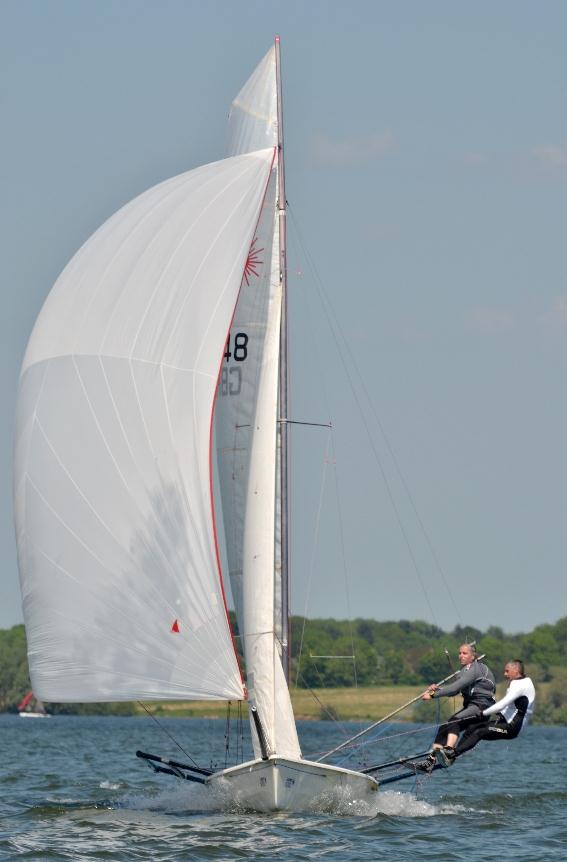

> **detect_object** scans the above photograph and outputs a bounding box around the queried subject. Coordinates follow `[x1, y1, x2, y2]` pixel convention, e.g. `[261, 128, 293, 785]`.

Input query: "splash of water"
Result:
[116, 780, 468, 819]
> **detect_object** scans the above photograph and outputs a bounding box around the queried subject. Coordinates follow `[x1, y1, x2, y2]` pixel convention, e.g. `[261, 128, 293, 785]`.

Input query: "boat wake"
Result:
[117, 782, 236, 815]
[368, 790, 470, 818]
[115, 782, 469, 819]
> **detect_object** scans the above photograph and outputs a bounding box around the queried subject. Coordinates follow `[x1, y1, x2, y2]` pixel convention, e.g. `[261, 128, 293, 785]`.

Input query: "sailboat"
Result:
[17, 691, 50, 718]
[14, 38, 379, 812]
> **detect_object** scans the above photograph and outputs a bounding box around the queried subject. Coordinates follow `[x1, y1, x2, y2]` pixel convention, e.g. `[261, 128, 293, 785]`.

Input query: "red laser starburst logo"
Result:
[243, 237, 264, 285]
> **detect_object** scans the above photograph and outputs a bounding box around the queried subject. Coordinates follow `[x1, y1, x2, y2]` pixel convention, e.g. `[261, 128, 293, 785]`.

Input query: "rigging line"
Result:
[281, 419, 332, 428]
[290, 247, 359, 690]
[305, 722, 440, 762]
[318, 658, 483, 761]
[224, 701, 231, 768]
[333, 718, 440, 767]
[288, 208, 463, 624]
[237, 700, 244, 764]
[444, 647, 458, 713]
[288, 207, 439, 626]
[344, 721, 441, 750]
[294, 428, 333, 690]
[329, 432, 358, 689]
[137, 702, 201, 768]
[296, 672, 351, 735]
[305, 721, 440, 761]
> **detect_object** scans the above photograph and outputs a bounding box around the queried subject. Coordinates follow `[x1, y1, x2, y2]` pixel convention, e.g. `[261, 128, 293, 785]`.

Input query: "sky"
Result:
[2, 0, 566, 635]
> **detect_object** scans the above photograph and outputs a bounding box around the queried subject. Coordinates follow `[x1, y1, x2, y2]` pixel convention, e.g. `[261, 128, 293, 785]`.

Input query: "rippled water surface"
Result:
[0, 714, 564, 861]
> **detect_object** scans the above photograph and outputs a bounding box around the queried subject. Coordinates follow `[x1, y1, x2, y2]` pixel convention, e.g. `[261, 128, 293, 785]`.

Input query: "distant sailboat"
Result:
[14, 38, 378, 811]
[18, 691, 50, 718]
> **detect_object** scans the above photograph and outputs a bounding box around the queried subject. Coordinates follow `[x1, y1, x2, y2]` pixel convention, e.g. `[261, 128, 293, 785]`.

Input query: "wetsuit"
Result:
[432, 660, 496, 747]
[452, 676, 536, 759]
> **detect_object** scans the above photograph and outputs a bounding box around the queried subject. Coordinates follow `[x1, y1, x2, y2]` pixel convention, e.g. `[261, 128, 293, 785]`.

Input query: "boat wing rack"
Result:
[360, 750, 446, 786]
[136, 750, 212, 784]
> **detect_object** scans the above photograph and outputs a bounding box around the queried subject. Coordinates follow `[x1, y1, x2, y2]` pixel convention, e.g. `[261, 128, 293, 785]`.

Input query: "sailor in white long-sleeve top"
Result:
[437, 659, 536, 765]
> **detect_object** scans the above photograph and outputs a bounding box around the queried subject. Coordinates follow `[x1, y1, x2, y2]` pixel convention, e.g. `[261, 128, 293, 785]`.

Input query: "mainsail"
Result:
[215, 45, 301, 759]
[14, 150, 275, 703]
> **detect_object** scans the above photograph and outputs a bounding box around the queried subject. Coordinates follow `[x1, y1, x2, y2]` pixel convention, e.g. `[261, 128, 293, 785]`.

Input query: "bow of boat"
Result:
[207, 756, 379, 813]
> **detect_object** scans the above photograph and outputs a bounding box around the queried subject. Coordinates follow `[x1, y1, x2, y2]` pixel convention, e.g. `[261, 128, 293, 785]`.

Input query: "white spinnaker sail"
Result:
[14, 149, 275, 703]
[227, 46, 278, 157]
[215, 45, 301, 758]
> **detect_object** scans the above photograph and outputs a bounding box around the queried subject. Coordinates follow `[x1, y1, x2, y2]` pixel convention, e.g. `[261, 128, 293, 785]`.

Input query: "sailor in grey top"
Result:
[422, 643, 496, 750]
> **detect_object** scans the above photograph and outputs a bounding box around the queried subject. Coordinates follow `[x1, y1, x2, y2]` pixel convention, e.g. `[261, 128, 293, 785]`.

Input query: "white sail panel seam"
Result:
[24, 469, 115, 571]
[20, 532, 187, 653]
[16, 359, 50, 584]
[95, 354, 205, 603]
[27, 351, 226, 620]
[158, 362, 218, 613]
[71, 356, 132, 505]
[27, 420, 184, 621]
[93, 357, 226, 620]
[28, 626, 234, 693]
[23, 546, 204, 665]
[23, 355, 218, 375]
[137, 155, 273, 361]
[23, 536, 232, 676]
[164, 159, 274, 363]
[23, 350, 221, 623]
[70, 173, 195, 357]
[73, 161, 241, 359]
[22, 472, 184, 631]
[127, 162, 262, 361]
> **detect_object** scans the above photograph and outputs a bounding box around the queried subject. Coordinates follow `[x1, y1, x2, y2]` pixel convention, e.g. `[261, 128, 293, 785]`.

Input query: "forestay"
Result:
[215, 45, 301, 759]
[14, 150, 275, 703]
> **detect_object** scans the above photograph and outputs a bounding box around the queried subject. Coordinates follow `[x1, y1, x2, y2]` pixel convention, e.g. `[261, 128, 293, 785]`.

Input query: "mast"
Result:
[275, 35, 290, 682]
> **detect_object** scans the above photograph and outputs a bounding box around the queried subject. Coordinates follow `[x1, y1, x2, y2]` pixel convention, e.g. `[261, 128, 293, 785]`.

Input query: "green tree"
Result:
[0, 625, 30, 711]
[416, 649, 454, 684]
[476, 636, 508, 680]
[524, 626, 561, 679]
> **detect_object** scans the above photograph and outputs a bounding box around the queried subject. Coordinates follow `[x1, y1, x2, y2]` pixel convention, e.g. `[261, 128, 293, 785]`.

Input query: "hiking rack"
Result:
[136, 750, 212, 784]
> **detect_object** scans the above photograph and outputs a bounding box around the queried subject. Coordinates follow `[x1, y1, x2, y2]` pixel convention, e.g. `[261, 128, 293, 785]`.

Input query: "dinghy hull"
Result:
[208, 756, 379, 813]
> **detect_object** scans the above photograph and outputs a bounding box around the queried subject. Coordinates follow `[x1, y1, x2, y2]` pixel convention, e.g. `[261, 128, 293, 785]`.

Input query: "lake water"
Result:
[0, 714, 565, 861]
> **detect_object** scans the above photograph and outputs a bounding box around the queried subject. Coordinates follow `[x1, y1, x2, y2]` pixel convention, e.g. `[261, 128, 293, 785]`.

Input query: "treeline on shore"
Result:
[2, 616, 566, 723]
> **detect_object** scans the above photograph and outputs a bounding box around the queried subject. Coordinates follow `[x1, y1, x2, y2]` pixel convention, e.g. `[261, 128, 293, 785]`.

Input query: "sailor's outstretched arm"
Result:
[482, 680, 520, 716]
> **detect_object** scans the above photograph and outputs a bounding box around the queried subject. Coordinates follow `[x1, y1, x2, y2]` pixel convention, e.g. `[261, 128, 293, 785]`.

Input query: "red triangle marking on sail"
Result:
[171, 619, 180, 633]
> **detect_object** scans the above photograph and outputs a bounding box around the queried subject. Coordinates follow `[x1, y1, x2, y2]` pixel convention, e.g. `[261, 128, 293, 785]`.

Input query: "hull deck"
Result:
[207, 755, 379, 813]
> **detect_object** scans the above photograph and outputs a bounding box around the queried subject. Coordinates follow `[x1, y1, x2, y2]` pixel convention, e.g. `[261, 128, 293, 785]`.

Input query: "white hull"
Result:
[19, 712, 50, 718]
[207, 755, 378, 813]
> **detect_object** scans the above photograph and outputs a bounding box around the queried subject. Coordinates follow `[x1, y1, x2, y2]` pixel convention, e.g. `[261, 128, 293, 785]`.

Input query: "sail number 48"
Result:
[220, 332, 248, 397]
[224, 332, 248, 362]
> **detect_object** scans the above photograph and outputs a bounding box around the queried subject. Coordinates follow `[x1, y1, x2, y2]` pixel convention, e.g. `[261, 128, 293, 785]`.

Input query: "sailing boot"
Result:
[435, 746, 456, 768]
[413, 751, 437, 773]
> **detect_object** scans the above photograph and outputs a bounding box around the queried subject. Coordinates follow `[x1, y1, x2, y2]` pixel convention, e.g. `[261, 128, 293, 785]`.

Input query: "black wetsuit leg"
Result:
[453, 718, 503, 756]
[453, 697, 529, 758]
[433, 704, 484, 747]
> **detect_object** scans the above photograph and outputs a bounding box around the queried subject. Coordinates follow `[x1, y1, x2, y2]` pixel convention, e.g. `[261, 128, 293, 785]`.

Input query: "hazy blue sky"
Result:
[2, 0, 566, 634]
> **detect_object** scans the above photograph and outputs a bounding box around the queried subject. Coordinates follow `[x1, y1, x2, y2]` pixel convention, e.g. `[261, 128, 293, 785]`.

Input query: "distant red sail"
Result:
[18, 691, 34, 711]
[171, 619, 180, 633]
